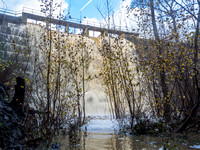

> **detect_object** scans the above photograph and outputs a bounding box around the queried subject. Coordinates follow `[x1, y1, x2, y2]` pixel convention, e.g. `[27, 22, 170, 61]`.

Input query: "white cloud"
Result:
[3, 0, 141, 37]
[111, 0, 138, 32]
[4, 0, 68, 17]
[73, 0, 140, 37]
[87, 0, 139, 34]
[74, 0, 139, 37]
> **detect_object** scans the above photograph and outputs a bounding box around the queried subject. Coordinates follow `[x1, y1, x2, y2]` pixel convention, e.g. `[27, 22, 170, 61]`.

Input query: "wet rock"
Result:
[6, 27, 11, 34]
[10, 77, 25, 117]
[0, 81, 24, 149]
[8, 144, 23, 150]
[51, 142, 61, 150]
[0, 100, 23, 149]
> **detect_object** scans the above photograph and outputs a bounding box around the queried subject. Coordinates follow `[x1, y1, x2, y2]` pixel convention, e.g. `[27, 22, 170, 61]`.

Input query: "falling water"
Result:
[2, 23, 200, 150]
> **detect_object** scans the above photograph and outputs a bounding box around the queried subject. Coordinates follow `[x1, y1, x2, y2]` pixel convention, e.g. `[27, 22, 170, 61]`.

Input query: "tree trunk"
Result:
[150, 0, 171, 122]
[82, 47, 86, 125]
[46, 2, 52, 124]
[177, 2, 200, 132]
[150, 0, 160, 42]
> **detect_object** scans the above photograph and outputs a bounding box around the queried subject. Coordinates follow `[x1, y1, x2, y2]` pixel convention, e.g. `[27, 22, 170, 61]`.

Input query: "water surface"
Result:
[50, 118, 200, 150]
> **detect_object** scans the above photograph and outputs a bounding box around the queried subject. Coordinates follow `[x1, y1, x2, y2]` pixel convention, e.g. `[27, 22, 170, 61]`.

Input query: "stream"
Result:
[45, 117, 200, 150]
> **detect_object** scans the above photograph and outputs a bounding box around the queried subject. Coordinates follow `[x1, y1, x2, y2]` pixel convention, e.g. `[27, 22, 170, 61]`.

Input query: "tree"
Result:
[130, 0, 200, 132]
[131, 0, 171, 122]
[95, 0, 115, 29]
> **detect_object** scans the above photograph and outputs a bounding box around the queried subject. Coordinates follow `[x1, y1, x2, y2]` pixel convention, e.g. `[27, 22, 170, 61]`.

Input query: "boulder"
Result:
[0, 78, 25, 149]
[0, 100, 23, 149]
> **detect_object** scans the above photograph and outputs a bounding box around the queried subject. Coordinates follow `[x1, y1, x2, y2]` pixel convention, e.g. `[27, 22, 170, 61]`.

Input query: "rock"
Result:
[6, 27, 11, 34]
[0, 83, 6, 100]
[0, 100, 24, 149]
[0, 80, 25, 149]
[51, 142, 61, 150]
[10, 77, 25, 116]
[0, 78, 42, 149]
[8, 144, 23, 150]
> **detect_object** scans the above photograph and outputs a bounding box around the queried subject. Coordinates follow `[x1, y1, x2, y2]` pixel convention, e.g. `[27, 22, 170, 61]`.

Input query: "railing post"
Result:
[119, 33, 125, 38]
[21, 12, 27, 24]
[65, 25, 69, 33]
[101, 30, 108, 37]
[83, 27, 89, 37]
[1, 15, 8, 26]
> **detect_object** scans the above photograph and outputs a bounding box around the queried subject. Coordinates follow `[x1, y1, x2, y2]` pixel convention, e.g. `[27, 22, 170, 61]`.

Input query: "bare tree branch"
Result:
[1, 0, 7, 9]
[174, 0, 200, 22]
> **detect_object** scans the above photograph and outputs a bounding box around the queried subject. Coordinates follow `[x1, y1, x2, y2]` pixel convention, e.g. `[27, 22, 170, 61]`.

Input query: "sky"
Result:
[0, 0, 140, 36]
[68, 0, 120, 20]
[1, 0, 122, 22]
[0, 0, 196, 38]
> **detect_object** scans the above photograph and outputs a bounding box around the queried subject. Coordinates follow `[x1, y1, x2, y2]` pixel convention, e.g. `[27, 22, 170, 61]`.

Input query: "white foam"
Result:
[82, 118, 119, 133]
[189, 145, 200, 149]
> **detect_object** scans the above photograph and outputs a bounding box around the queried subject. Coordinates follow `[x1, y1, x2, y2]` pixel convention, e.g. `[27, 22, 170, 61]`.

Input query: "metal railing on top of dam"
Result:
[0, 8, 21, 17]
[0, 7, 138, 36]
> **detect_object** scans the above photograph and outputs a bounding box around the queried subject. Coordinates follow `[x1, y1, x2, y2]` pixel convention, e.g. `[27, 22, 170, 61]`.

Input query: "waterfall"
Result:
[1, 23, 148, 122]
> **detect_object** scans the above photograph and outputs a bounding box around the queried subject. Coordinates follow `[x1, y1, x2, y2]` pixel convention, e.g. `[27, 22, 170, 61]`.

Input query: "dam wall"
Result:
[0, 23, 28, 59]
[0, 21, 113, 116]
[0, 14, 147, 118]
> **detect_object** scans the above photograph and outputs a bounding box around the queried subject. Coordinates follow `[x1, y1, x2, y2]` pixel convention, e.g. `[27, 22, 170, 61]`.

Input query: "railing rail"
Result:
[0, 7, 136, 33]
[0, 8, 22, 17]
[23, 7, 43, 16]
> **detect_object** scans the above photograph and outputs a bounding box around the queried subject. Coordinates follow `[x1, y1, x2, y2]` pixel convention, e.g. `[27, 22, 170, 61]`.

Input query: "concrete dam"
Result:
[0, 8, 143, 118]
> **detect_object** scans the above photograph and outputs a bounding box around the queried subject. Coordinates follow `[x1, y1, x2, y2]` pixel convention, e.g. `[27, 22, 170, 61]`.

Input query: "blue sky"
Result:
[2, 0, 122, 22]
[0, 0, 196, 39]
[1, 0, 137, 35]
[68, 0, 120, 20]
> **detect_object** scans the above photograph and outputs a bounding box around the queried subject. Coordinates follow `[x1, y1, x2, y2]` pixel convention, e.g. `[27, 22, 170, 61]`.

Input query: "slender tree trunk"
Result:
[82, 47, 86, 125]
[75, 71, 82, 126]
[150, 0, 160, 42]
[118, 48, 134, 128]
[150, 0, 170, 122]
[177, 2, 200, 132]
[194, 3, 200, 68]
[47, 1, 52, 124]
[171, 14, 179, 42]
